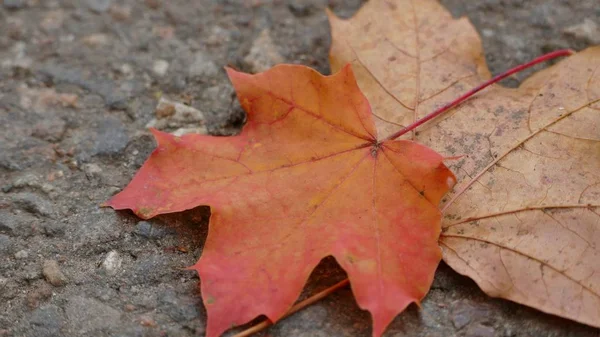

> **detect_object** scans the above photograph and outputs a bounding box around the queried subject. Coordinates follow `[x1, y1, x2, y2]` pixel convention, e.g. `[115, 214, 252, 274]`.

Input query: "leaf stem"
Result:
[384, 49, 575, 141]
[233, 49, 576, 337]
[232, 279, 350, 337]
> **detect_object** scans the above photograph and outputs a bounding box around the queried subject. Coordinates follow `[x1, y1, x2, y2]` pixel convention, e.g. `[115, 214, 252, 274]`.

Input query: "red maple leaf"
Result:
[106, 64, 456, 337]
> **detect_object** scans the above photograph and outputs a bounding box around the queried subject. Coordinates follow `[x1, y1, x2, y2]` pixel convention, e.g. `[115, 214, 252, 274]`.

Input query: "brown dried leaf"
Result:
[329, 0, 600, 327]
[328, 0, 489, 139]
[440, 48, 600, 328]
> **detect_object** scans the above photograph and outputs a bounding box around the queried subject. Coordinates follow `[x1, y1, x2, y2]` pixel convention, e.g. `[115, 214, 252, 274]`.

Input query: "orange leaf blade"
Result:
[107, 64, 455, 337]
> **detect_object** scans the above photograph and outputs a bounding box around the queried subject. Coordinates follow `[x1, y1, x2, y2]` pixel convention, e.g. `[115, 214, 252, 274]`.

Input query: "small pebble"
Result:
[26, 285, 53, 309]
[82, 33, 109, 47]
[83, 163, 103, 179]
[120, 64, 133, 76]
[135, 221, 170, 239]
[14, 249, 28, 259]
[40, 10, 64, 31]
[139, 316, 156, 327]
[152, 60, 170, 78]
[86, 0, 111, 13]
[12, 193, 55, 218]
[244, 29, 284, 73]
[0, 234, 11, 254]
[102, 250, 122, 275]
[563, 18, 600, 44]
[146, 96, 207, 134]
[110, 5, 131, 21]
[43, 259, 68, 287]
[0, 213, 16, 234]
[288, 1, 314, 17]
[465, 324, 495, 337]
[23, 263, 42, 281]
[188, 52, 218, 78]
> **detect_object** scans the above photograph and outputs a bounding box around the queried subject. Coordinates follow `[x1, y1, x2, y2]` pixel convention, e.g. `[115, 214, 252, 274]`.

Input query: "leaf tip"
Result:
[148, 127, 179, 148]
[183, 263, 200, 272]
[99, 201, 111, 208]
[135, 206, 156, 219]
[335, 63, 358, 85]
[224, 66, 239, 77]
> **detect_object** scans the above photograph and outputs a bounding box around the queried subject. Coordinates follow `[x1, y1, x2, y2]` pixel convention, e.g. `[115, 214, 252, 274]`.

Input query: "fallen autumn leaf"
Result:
[328, 0, 600, 329]
[107, 64, 456, 337]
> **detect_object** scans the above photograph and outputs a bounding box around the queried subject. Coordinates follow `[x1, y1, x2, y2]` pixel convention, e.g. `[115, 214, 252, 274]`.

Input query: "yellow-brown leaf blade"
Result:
[441, 47, 600, 327]
[328, 0, 490, 138]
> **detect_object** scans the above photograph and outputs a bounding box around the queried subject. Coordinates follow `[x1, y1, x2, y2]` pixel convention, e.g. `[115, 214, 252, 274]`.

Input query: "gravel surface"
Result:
[1, 1, 599, 336]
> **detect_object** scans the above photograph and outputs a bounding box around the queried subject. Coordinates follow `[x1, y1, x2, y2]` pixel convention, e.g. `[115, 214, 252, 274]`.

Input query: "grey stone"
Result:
[81, 33, 109, 47]
[201, 85, 235, 114]
[24, 284, 53, 309]
[32, 117, 66, 143]
[101, 250, 122, 275]
[2, 41, 32, 70]
[38, 64, 129, 109]
[74, 212, 121, 249]
[188, 52, 218, 78]
[128, 254, 171, 284]
[0, 151, 22, 171]
[0, 212, 17, 234]
[14, 249, 28, 259]
[152, 59, 170, 77]
[564, 18, 600, 44]
[12, 193, 55, 218]
[529, 3, 556, 28]
[82, 163, 103, 179]
[41, 220, 65, 237]
[92, 118, 129, 156]
[288, 1, 321, 17]
[0, 234, 11, 254]
[452, 308, 471, 329]
[134, 221, 152, 237]
[23, 263, 42, 281]
[10, 173, 55, 194]
[65, 296, 121, 333]
[145, 97, 207, 134]
[3, 0, 24, 9]
[42, 260, 68, 286]
[75, 118, 129, 161]
[94, 286, 117, 301]
[40, 9, 65, 32]
[158, 289, 200, 322]
[465, 324, 496, 337]
[29, 305, 64, 337]
[271, 305, 328, 333]
[135, 221, 174, 239]
[167, 74, 187, 92]
[451, 300, 493, 330]
[86, 0, 111, 13]
[243, 30, 284, 73]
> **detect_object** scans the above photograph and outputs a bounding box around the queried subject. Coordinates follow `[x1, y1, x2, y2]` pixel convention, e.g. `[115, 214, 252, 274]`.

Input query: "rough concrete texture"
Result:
[1, 0, 599, 336]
